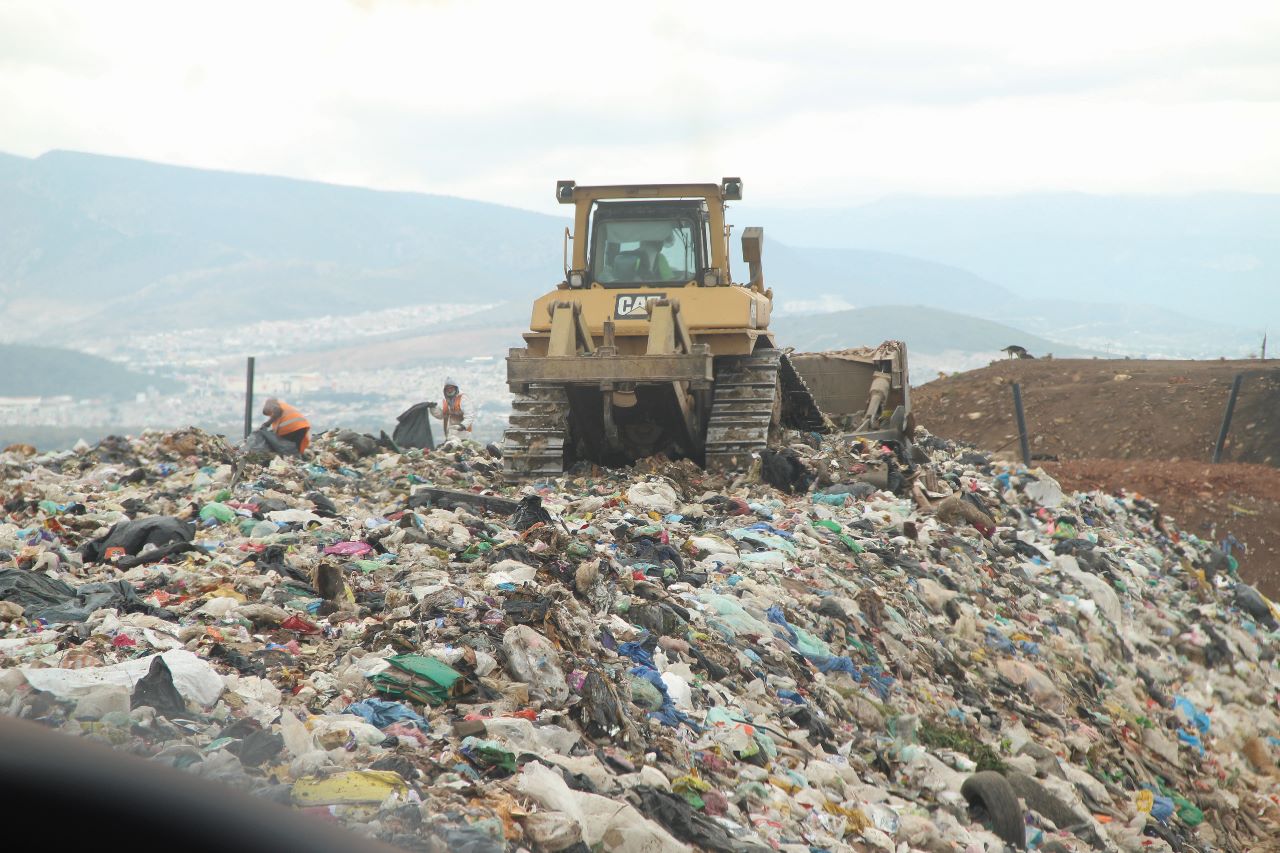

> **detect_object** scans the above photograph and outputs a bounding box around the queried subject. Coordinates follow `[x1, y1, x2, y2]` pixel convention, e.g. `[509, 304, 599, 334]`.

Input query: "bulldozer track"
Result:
[503, 352, 828, 479]
[779, 353, 828, 433]
[705, 349, 784, 472]
[502, 384, 570, 479]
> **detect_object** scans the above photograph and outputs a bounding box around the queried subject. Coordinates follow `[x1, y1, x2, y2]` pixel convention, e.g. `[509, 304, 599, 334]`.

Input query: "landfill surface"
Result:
[912, 357, 1280, 598]
[2, 426, 1279, 852]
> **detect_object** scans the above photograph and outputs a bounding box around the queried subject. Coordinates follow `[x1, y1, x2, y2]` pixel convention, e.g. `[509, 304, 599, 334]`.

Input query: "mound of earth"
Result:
[914, 357, 1280, 465]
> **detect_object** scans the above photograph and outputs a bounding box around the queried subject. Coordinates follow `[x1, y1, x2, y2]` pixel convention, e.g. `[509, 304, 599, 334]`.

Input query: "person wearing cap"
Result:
[260, 398, 311, 454]
[429, 378, 470, 436]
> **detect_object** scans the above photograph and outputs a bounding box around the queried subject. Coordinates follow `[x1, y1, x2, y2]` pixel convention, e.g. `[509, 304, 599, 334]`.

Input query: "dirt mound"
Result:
[914, 357, 1280, 465]
[913, 358, 1280, 595]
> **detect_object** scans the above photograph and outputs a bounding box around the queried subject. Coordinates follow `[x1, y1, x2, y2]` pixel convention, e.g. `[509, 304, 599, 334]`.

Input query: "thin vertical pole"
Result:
[243, 357, 256, 440]
[1012, 382, 1031, 466]
[1212, 374, 1244, 463]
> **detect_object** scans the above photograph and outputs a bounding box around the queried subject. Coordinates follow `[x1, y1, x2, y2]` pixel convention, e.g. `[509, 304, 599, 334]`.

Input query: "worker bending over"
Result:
[261, 398, 311, 455]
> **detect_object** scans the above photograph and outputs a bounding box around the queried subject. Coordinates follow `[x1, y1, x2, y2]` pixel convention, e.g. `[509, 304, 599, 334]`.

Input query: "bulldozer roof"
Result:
[556, 178, 742, 204]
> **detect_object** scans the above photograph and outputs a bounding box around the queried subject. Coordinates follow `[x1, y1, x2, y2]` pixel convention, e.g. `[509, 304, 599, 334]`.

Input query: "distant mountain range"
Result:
[773, 304, 1089, 357]
[0, 149, 1270, 364]
[0, 344, 180, 400]
[0, 149, 564, 337]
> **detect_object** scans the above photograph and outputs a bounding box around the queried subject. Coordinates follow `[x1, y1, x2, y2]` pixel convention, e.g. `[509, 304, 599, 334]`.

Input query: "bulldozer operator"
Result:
[605, 229, 683, 283]
[636, 239, 676, 282]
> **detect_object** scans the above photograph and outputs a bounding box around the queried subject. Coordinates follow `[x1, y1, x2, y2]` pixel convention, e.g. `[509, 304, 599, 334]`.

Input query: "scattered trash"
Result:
[1, 426, 1278, 849]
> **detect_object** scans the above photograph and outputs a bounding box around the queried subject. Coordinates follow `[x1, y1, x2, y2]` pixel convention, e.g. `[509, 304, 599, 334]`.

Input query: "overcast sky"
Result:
[2, 0, 1278, 211]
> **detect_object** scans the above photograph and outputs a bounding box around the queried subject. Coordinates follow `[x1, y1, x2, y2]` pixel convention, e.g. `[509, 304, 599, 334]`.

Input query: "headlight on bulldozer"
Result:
[568, 272, 584, 288]
[702, 269, 720, 286]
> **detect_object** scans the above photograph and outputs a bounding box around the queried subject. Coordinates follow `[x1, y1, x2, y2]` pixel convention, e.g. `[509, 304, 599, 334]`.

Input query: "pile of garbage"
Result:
[2, 425, 1279, 852]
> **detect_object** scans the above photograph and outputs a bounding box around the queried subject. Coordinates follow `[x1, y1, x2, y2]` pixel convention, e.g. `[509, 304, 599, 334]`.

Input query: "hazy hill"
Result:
[772, 304, 1086, 357]
[0, 344, 180, 399]
[0, 150, 566, 336]
[0, 149, 1267, 359]
[762, 242, 1015, 315]
[0, 150, 1048, 340]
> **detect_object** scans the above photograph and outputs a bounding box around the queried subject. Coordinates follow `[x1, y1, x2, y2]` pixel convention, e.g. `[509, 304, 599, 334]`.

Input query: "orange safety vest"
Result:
[440, 395, 464, 416]
[270, 402, 311, 453]
[440, 394, 469, 431]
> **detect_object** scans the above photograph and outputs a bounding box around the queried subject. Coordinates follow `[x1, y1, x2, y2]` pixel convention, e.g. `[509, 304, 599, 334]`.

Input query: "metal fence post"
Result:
[1011, 383, 1031, 466]
[243, 357, 256, 440]
[1212, 374, 1244, 463]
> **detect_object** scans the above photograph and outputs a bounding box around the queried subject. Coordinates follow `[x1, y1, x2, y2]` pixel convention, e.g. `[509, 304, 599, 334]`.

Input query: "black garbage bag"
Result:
[131, 656, 188, 718]
[511, 495, 554, 531]
[820, 481, 877, 499]
[232, 728, 285, 767]
[208, 643, 267, 677]
[628, 787, 771, 852]
[632, 537, 684, 574]
[439, 827, 503, 853]
[307, 491, 339, 517]
[503, 593, 550, 625]
[760, 448, 814, 494]
[629, 602, 688, 637]
[333, 430, 379, 459]
[1234, 583, 1278, 629]
[392, 402, 436, 451]
[0, 571, 77, 617]
[687, 644, 729, 680]
[1008, 538, 1048, 560]
[370, 754, 418, 781]
[577, 670, 625, 737]
[244, 427, 298, 456]
[1053, 538, 1095, 557]
[247, 544, 312, 587]
[114, 540, 200, 569]
[781, 702, 835, 748]
[81, 516, 194, 563]
[0, 570, 154, 623]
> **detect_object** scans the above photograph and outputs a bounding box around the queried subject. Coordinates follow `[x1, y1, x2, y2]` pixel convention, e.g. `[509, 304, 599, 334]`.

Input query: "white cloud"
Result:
[1, 0, 1278, 209]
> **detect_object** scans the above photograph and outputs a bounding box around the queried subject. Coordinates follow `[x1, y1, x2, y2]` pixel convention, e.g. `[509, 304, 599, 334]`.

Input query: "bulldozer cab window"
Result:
[592, 217, 697, 285]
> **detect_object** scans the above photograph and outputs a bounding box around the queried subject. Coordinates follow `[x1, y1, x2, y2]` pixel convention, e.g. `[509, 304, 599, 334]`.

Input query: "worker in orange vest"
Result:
[260, 398, 311, 455]
[429, 377, 470, 437]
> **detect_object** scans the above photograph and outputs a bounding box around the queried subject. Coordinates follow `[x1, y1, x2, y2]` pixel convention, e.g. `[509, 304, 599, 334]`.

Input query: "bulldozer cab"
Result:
[590, 201, 707, 286]
[557, 179, 741, 291]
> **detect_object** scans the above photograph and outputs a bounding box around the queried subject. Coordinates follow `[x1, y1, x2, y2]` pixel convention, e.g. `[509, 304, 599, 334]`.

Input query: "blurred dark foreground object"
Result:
[0, 714, 404, 853]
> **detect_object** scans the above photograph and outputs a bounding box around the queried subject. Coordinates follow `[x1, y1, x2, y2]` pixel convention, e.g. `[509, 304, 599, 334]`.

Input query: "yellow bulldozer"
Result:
[502, 178, 906, 477]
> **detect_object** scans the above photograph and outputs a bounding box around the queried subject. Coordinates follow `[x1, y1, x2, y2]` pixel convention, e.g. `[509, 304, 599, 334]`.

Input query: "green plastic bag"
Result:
[199, 502, 236, 524]
[460, 736, 516, 773]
